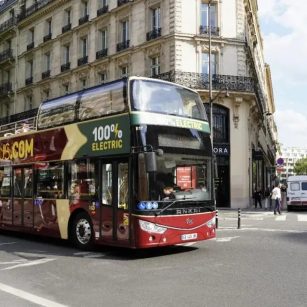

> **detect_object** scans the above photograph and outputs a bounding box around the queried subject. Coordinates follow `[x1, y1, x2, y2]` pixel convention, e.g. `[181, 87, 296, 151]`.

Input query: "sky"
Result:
[257, 0, 307, 148]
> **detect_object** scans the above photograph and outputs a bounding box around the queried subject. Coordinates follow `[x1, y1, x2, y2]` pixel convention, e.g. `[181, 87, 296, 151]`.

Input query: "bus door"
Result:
[12, 166, 33, 227]
[100, 160, 130, 245]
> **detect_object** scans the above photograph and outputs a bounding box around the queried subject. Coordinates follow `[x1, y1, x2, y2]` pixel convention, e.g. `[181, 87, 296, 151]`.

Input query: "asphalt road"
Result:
[1, 209, 307, 307]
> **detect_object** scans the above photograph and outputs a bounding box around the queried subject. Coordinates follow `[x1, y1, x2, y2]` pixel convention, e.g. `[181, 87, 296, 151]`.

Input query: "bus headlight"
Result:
[206, 217, 216, 228]
[139, 220, 167, 234]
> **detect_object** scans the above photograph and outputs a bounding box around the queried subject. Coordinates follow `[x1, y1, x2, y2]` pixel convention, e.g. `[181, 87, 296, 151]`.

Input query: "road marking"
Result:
[0, 260, 26, 265]
[0, 282, 67, 307]
[216, 236, 240, 242]
[298, 214, 307, 222]
[1, 258, 55, 271]
[219, 227, 307, 233]
[275, 215, 286, 221]
[0, 242, 17, 246]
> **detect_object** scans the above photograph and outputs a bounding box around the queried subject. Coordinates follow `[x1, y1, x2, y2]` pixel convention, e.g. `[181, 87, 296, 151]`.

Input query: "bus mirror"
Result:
[145, 151, 157, 173]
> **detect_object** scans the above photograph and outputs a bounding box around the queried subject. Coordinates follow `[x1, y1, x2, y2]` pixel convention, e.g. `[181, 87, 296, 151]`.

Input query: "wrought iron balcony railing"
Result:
[199, 25, 220, 36]
[0, 108, 38, 128]
[118, 0, 131, 7]
[79, 15, 89, 26]
[0, 16, 16, 34]
[25, 77, 33, 85]
[27, 42, 34, 51]
[153, 71, 254, 92]
[78, 56, 88, 66]
[0, 82, 12, 96]
[61, 62, 71, 72]
[43, 33, 52, 42]
[146, 28, 161, 41]
[42, 70, 50, 79]
[96, 48, 108, 59]
[0, 49, 14, 63]
[153, 70, 265, 114]
[116, 40, 130, 52]
[18, 0, 54, 22]
[62, 23, 71, 33]
[97, 5, 109, 16]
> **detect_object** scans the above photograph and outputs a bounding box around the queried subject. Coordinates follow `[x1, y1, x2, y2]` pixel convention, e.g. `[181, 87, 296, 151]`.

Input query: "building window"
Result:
[99, 72, 107, 83]
[78, 37, 88, 65]
[62, 8, 72, 33]
[26, 60, 33, 84]
[44, 19, 52, 41]
[202, 52, 217, 75]
[96, 29, 108, 59]
[200, 2, 218, 35]
[79, 1, 89, 24]
[27, 28, 35, 50]
[117, 20, 130, 51]
[63, 83, 70, 95]
[45, 52, 51, 71]
[150, 56, 160, 77]
[80, 78, 87, 89]
[121, 66, 128, 78]
[26, 95, 33, 110]
[151, 7, 160, 30]
[97, 0, 108, 15]
[43, 89, 50, 101]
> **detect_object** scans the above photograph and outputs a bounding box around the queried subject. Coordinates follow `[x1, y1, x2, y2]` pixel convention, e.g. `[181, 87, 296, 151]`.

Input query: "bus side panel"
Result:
[0, 198, 12, 226]
[33, 199, 60, 237]
[13, 198, 22, 226]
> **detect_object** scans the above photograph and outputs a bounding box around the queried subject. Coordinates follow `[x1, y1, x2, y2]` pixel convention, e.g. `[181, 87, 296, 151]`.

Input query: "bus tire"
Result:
[70, 212, 94, 250]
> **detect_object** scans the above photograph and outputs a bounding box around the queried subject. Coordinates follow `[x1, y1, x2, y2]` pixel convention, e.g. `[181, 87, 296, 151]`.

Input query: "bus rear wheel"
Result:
[70, 212, 94, 250]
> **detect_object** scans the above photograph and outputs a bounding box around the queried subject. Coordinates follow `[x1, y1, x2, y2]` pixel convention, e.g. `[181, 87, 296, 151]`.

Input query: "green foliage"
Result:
[294, 158, 307, 175]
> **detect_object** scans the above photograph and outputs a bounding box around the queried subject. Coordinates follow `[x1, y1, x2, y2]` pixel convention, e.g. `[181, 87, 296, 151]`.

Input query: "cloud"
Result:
[275, 109, 307, 147]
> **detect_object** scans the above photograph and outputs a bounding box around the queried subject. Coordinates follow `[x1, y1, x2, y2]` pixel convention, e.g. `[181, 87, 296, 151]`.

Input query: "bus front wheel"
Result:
[70, 212, 94, 250]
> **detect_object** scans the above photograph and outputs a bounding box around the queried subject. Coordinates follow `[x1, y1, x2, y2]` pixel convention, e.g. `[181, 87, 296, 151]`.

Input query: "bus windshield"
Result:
[131, 79, 207, 120]
[138, 153, 212, 202]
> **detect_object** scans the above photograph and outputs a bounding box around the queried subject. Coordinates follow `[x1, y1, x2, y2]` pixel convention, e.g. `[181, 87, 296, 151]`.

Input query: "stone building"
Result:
[0, 0, 278, 208]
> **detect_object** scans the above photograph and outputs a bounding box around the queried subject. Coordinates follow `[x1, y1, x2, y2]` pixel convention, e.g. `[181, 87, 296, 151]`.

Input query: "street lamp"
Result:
[208, 0, 213, 144]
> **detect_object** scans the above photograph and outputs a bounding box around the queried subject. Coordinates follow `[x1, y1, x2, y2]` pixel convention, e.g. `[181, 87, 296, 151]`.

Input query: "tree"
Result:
[294, 158, 307, 175]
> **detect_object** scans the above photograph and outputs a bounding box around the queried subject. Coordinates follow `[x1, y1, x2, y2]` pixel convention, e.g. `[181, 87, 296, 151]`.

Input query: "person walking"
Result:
[254, 187, 262, 209]
[271, 184, 282, 215]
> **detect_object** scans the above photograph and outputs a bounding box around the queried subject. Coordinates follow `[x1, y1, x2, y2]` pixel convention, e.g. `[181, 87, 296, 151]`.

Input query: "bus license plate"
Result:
[181, 233, 197, 241]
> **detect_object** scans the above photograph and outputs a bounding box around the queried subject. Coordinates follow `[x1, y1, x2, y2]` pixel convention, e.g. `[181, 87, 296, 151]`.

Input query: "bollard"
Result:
[215, 210, 219, 229]
[237, 208, 241, 229]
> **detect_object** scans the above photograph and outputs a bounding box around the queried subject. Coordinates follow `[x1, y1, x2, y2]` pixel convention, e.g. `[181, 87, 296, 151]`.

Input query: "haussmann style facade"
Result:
[0, 0, 278, 208]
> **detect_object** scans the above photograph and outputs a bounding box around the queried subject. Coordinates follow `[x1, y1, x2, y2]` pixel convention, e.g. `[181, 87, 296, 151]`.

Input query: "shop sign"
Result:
[213, 144, 230, 156]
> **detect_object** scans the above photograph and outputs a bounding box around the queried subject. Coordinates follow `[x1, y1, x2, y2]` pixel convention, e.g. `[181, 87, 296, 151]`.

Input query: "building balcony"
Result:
[118, 0, 132, 7]
[116, 40, 130, 52]
[96, 48, 108, 60]
[0, 17, 16, 34]
[61, 62, 71, 72]
[43, 33, 52, 42]
[146, 28, 161, 41]
[97, 5, 109, 16]
[0, 82, 12, 96]
[79, 15, 89, 26]
[25, 77, 33, 85]
[0, 108, 38, 127]
[27, 42, 34, 51]
[62, 23, 71, 33]
[42, 70, 50, 79]
[17, 0, 54, 22]
[0, 49, 14, 63]
[199, 25, 220, 36]
[78, 56, 88, 66]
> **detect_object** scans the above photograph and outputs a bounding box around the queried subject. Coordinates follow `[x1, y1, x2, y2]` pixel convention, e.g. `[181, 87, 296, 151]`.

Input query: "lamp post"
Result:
[208, 0, 213, 144]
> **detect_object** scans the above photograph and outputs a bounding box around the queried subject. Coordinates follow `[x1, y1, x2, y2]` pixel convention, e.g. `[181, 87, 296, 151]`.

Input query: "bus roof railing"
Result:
[0, 108, 38, 137]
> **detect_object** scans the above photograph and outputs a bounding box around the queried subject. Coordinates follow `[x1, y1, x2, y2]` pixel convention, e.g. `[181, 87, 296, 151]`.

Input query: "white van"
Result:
[287, 175, 307, 210]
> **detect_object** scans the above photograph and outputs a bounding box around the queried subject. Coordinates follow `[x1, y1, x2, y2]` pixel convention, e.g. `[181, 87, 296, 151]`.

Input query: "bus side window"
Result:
[36, 162, 64, 199]
[0, 167, 11, 197]
[102, 164, 112, 205]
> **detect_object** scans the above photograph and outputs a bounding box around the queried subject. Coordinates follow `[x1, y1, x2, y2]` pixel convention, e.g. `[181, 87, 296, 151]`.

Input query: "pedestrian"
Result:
[264, 186, 271, 210]
[271, 184, 281, 215]
[254, 187, 262, 209]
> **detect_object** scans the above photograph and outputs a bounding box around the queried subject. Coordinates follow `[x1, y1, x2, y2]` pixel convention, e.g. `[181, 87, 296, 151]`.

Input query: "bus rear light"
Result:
[139, 220, 167, 234]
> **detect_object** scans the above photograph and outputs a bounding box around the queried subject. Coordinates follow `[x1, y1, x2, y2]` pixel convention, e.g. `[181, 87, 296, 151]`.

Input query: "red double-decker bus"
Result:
[0, 77, 216, 249]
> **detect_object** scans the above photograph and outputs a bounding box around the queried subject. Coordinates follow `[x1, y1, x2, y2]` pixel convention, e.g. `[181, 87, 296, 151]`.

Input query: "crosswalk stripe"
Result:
[297, 214, 307, 222]
[275, 215, 286, 221]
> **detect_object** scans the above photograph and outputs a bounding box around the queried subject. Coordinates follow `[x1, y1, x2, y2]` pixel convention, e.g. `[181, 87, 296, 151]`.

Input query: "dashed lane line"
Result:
[1, 258, 55, 271]
[0, 282, 68, 307]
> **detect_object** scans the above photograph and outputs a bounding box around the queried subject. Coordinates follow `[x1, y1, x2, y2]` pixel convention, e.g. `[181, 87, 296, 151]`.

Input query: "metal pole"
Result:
[208, 0, 213, 144]
[215, 209, 218, 229]
[238, 208, 241, 229]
